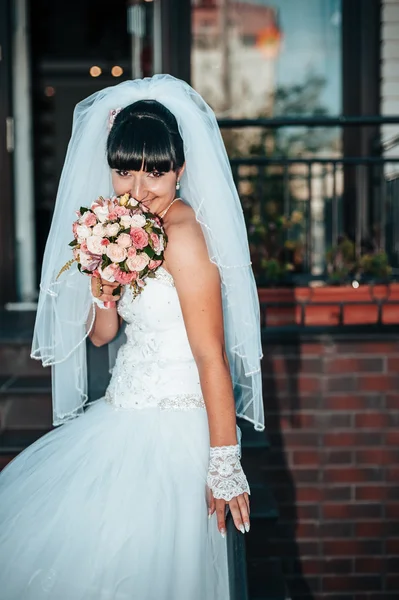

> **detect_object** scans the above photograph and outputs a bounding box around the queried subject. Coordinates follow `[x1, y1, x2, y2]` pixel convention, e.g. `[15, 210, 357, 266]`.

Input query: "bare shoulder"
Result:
[163, 201, 210, 273]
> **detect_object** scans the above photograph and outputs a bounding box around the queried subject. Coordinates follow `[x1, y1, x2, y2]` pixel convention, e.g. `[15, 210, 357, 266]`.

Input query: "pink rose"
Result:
[106, 243, 127, 263]
[114, 206, 130, 216]
[80, 241, 88, 253]
[149, 259, 162, 270]
[127, 246, 137, 258]
[150, 233, 163, 253]
[72, 222, 79, 239]
[80, 252, 101, 272]
[130, 227, 149, 249]
[126, 252, 150, 273]
[101, 238, 110, 246]
[113, 267, 137, 285]
[80, 211, 97, 227]
[117, 233, 132, 249]
[86, 235, 104, 256]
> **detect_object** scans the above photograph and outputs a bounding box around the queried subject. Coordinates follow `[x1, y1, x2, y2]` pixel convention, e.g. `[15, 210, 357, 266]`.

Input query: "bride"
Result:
[0, 75, 264, 599]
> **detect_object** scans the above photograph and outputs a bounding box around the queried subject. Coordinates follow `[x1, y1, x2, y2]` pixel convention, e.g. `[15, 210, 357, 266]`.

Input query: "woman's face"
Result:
[111, 167, 182, 214]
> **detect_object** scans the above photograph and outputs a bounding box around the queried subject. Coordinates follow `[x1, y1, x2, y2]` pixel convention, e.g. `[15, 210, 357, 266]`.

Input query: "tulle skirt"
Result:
[0, 399, 230, 600]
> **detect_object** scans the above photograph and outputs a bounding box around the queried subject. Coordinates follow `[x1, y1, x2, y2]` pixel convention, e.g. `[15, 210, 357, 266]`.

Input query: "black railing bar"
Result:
[306, 163, 312, 272]
[218, 116, 399, 128]
[332, 162, 338, 244]
[230, 157, 399, 166]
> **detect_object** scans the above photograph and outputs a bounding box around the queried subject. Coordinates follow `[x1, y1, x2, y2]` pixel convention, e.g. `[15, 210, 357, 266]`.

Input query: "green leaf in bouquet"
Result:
[101, 255, 111, 269]
[147, 271, 156, 279]
[80, 206, 89, 214]
[119, 260, 128, 272]
[68, 239, 78, 247]
[112, 285, 122, 297]
[120, 228, 131, 234]
[144, 246, 155, 259]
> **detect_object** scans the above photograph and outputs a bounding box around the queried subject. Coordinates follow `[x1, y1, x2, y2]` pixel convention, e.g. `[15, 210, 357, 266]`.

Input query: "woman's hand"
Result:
[208, 489, 250, 537]
[91, 275, 122, 304]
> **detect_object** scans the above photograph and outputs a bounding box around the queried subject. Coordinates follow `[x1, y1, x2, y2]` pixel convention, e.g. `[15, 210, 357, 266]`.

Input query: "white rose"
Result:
[127, 197, 139, 207]
[86, 235, 104, 255]
[119, 215, 133, 229]
[106, 243, 127, 263]
[92, 223, 105, 236]
[93, 205, 109, 223]
[105, 223, 120, 237]
[126, 252, 150, 272]
[116, 233, 132, 248]
[130, 214, 146, 228]
[76, 225, 92, 240]
[99, 264, 116, 282]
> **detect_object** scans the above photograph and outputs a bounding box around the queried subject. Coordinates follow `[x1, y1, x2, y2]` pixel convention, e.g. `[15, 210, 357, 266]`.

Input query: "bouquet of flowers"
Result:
[58, 193, 167, 299]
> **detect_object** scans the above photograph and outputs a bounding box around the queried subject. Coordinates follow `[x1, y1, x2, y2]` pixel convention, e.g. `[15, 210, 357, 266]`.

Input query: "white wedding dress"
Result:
[0, 267, 230, 600]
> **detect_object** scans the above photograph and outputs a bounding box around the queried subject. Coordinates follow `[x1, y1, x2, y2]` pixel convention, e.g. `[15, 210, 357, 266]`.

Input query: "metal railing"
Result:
[218, 116, 399, 288]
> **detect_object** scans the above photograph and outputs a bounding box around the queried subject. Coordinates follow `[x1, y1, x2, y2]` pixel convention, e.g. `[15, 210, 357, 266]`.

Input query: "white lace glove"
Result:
[206, 443, 250, 502]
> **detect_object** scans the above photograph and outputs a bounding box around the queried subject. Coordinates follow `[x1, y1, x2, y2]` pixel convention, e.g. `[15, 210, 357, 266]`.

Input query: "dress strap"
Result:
[159, 197, 181, 219]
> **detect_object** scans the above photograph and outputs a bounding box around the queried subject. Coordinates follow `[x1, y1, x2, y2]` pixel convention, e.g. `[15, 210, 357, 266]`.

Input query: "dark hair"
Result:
[107, 100, 185, 173]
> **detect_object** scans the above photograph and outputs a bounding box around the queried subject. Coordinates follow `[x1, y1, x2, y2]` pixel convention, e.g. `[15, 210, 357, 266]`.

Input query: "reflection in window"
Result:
[191, 1, 342, 279]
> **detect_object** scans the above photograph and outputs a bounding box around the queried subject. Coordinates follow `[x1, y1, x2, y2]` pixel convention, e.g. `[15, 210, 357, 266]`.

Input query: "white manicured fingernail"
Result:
[244, 522, 250, 533]
[208, 511, 212, 519]
[239, 524, 245, 534]
[220, 528, 226, 538]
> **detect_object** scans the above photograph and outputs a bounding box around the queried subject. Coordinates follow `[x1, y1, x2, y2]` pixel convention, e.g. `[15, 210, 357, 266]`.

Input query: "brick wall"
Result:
[261, 332, 399, 599]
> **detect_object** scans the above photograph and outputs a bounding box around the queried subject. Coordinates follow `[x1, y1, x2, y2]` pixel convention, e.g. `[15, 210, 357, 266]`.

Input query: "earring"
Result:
[176, 180, 180, 191]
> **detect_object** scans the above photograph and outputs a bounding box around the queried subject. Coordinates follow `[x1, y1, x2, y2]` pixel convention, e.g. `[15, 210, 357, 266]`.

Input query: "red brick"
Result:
[326, 357, 384, 374]
[301, 342, 326, 355]
[279, 412, 317, 430]
[325, 394, 384, 410]
[323, 486, 352, 502]
[322, 575, 381, 592]
[325, 450, 353, 464]
[271, 356, 322, 375]
[322, 539, 382, 556]
[386, 504, 399, 519]
[319, 521, 353, 537]
[297, 375, 322, 394]
[335, 341, 399, 354]
[323, 467, 383, 484]
[386, 393, 399, 409]
[295, 487, 322, 503]
[386, 466, 399, 482]
[385, 431, 399, 445]
[387, 357, 399, 372]
[355, 557, 385, 573]
[292, 450, 322, 466]
[324, 431, 383, 447]
[355, 412, 389, 428]
[300, 558, 324, 575]
[355, 485, 387, 501]
[355, 521, 384, 537]
[356, 448, 399, 465]
[323, 503, 382, 519]
[280, 431, 321, 447]
[357, 374, 399, 392]
[326, 376, 357, 393]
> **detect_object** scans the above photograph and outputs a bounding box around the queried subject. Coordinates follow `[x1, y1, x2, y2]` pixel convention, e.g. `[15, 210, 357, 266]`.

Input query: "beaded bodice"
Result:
[105, 267, 205, 411]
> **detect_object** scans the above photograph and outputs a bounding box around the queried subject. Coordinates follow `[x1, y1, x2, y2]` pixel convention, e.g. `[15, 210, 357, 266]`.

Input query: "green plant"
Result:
[326, 237, 392, 284]
[248, 202, 305, 283]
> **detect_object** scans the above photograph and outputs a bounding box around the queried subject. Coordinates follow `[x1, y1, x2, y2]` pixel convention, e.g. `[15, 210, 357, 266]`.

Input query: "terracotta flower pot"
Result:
[258, 283, 399, 327]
